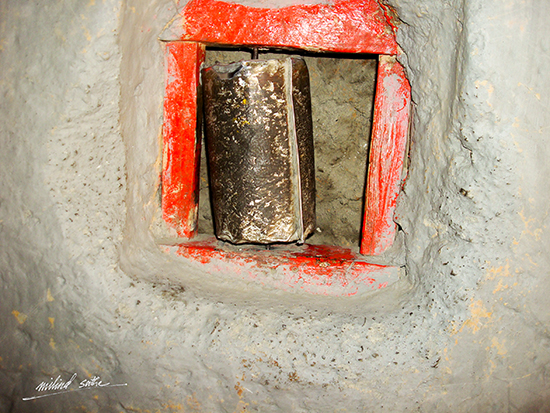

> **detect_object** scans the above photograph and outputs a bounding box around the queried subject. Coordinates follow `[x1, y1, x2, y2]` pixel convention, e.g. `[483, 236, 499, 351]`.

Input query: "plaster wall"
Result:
[0, 0, 549, 412]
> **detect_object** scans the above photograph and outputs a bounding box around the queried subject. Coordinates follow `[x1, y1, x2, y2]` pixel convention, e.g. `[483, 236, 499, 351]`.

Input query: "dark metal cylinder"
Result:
[202, 57, 315, 244]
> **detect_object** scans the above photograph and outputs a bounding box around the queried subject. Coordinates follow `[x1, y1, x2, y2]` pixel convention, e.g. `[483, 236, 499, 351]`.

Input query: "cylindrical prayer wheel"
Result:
[202, 57, 315, 244]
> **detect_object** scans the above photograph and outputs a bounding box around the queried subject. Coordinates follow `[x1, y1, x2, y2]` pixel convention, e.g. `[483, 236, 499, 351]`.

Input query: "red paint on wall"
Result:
[162, 42, 205, 237]
[166, 0, 398, 55]
[360, 55, 411, 255]
[164, 237, 400, 296]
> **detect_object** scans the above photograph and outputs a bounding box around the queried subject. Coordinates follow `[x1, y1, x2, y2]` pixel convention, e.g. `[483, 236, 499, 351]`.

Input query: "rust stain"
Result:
[489, 337, 507, 356]
[519, 208, 543, 241]
[187, 392, 201, 410]
[460, 300, 493, 334]
[493, 279, 509, 293]
[288, 371, 299, 382]
[162, 400, 185, 411]
[486, 260, 512, 281]
[234, 382, 244, 398]
[233, 400, 249, 413]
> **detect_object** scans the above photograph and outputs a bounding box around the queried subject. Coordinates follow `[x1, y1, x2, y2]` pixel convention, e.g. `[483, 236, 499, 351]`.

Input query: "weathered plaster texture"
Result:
[1, 0, 549, 412]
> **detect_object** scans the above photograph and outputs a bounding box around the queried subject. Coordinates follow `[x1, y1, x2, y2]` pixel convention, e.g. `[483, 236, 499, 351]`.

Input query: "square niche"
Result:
[155, 0, 411, 297]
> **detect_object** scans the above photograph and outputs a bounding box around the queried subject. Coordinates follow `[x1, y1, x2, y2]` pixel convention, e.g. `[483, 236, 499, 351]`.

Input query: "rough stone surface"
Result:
[1, 0, 549, 412]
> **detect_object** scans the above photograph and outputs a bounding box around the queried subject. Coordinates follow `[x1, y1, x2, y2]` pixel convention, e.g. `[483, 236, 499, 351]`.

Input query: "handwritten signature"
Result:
[22, 373, 127, 401]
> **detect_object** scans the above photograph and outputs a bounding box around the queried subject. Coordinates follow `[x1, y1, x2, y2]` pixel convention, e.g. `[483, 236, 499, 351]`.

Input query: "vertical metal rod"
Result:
[251, 47, 259, 60]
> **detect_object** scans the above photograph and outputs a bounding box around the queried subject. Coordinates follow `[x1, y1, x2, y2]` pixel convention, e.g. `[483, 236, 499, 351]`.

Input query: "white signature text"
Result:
[23, 373, 127, 401]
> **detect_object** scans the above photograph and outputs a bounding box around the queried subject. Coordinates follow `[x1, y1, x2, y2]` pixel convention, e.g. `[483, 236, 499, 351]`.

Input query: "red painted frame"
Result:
[160, 0, 411, 296]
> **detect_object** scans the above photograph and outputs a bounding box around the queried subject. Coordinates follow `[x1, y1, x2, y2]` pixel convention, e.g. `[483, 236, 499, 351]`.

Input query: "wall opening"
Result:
[197, 48, 378, 248]
[156, 0, 411, 295]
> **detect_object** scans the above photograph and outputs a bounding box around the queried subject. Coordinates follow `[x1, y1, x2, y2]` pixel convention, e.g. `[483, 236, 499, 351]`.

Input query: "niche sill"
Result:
[158, 235, 403, 297]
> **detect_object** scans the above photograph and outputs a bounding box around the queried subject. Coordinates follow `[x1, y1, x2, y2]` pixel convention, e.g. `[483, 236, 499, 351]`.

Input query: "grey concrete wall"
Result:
[0, 0, 549, 411]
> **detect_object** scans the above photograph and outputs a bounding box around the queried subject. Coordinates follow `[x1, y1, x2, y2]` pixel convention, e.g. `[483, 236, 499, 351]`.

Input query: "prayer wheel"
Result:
[202, 56, 315, 244]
